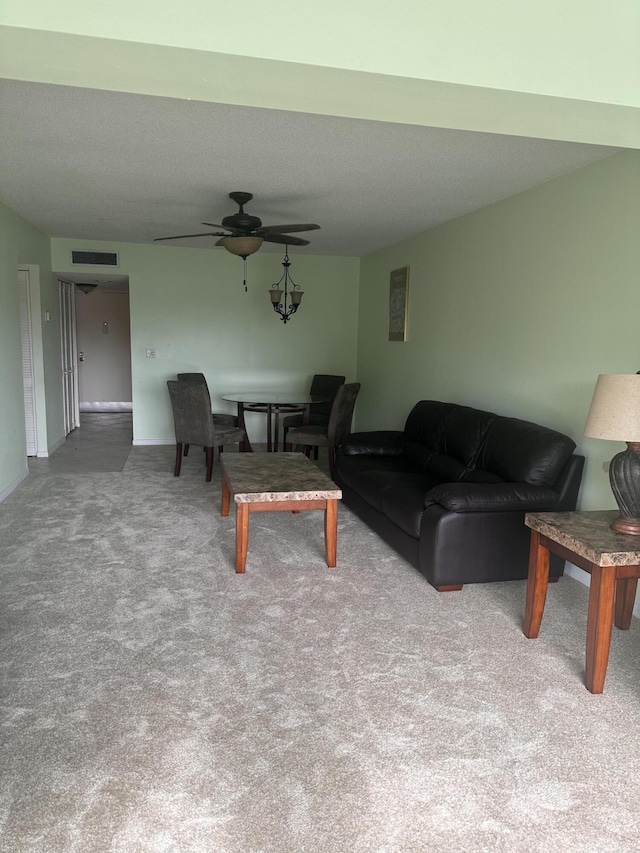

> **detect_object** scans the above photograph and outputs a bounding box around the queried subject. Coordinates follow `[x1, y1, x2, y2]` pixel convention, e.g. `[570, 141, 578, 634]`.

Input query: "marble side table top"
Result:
[525, 510, 640, 566]
[220, 452, 342, 503]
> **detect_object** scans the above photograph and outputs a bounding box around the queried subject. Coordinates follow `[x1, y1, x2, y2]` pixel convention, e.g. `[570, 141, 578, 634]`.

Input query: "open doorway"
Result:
[58, 274, 132, 418]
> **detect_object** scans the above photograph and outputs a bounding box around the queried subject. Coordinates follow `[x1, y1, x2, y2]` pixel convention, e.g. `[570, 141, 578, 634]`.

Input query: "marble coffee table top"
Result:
[220, 452, 342, 503]
[525, 510, 640, 566]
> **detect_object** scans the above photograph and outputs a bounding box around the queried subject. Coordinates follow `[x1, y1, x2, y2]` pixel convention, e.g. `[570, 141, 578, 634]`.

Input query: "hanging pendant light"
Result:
[268, 250, 303, 324]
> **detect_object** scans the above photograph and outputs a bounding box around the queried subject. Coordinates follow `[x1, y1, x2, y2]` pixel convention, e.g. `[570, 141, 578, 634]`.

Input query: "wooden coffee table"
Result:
[220, 452, 342, 573]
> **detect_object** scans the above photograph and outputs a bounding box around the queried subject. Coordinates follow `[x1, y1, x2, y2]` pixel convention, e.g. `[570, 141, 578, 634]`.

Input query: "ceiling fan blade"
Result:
[202, 222, 245, 234]
[154, 231, 226, 242]
[263, 233, 310, 246]
[259, 224, 321, 235]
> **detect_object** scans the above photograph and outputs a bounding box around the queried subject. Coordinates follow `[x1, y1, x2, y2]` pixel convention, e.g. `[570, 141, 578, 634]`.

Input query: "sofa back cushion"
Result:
[478, 417, 576, 487]
[400, 400, 576, 489]
[402, 401, 498, 481]
[402, 401, 454, 471]
[440, 406, 497, 468]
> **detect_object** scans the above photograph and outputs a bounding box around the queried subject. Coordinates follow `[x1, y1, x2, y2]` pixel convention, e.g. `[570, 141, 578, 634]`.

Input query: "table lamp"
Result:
[584, 373, 640, 535]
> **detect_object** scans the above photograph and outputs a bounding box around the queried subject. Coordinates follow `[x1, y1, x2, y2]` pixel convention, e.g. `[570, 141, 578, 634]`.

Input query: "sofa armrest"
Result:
[424, 482, 561, 513]
[341, 431, 405, 456]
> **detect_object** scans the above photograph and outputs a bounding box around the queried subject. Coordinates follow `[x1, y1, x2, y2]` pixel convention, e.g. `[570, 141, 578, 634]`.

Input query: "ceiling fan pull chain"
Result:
[243, 256, 248, 292]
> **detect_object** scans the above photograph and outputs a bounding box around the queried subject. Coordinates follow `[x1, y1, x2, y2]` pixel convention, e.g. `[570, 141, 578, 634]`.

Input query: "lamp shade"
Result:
[219, 236, 263, 257]
[584, 374, 640, 442]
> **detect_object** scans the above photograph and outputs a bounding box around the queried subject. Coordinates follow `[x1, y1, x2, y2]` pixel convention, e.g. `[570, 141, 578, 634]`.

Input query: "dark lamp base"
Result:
[611, 516, 640, 536]
[609, 444, 640, 536]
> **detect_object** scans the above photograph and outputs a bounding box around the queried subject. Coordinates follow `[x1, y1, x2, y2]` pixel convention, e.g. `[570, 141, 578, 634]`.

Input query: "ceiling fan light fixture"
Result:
[76, 283, 98, 294]
[219, 236, 264, 257]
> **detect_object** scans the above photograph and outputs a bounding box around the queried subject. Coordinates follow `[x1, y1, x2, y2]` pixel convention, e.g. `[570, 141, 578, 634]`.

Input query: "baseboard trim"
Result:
[565, 561, 640, 620]
[37, 435, 65, 458]
[80, 402, 133, 412]
[0, 467, 29, 504]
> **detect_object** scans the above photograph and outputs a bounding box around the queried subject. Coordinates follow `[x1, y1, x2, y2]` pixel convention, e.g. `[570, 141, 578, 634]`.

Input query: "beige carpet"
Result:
[2, 422, 640, 852]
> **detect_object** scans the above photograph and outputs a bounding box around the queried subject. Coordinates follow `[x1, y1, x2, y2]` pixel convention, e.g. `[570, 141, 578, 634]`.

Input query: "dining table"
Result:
[221, 392, 329, 452]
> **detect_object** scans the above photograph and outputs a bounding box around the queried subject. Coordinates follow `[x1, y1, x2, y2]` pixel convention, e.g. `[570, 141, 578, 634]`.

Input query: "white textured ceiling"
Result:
[0, 79, 620, 257]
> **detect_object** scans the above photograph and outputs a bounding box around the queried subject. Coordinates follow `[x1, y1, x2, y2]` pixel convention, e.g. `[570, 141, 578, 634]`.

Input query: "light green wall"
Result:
[0, 201, 61, 495]
[3, 1, 639, 107]
[51, 240, 360, 444]
[357, 150, 640, 511]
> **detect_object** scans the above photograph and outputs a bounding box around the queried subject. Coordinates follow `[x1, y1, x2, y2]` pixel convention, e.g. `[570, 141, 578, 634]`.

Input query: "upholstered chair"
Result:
[284, 382, 361, 477]
[281, 374, 345, 454]
[177, 372, 239, 457]
[167, 380, 246, 482]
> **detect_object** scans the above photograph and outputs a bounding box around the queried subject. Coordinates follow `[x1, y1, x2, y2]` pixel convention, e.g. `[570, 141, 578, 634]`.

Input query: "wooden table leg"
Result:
[236, 502, 249, 574]
[221, 474, 230, 517]
[585, 564, 616, 694]
[523, 529, 550, 638]
[325, 499, 338, 568]
[615, 577, 638, 630]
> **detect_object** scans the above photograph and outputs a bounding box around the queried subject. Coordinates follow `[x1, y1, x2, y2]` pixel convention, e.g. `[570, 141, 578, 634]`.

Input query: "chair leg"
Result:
[284, 442, 292, 452]
[205, 447, 214, 482]
[174, 443, 183, 476]
[304, 446, 311, 458]
[184, 444, 190, 456]
[313, 447, 319, 460]
[328, 446, 336, 478]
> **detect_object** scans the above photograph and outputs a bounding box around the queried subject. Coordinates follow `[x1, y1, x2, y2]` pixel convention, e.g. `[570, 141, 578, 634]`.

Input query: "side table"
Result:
[524, 510, 640, 694]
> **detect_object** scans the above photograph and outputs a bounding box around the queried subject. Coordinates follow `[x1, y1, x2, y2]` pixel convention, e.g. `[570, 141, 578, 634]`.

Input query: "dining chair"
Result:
[284, 382, 361, 478]
[167, 380, 247, 482]
[177, 372, 239, 456]
[281, 374, 345, 453]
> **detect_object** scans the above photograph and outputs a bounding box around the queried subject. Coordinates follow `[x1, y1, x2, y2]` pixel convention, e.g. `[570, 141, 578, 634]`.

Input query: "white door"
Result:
[18, 268, 37, 455]
[59, 280, 80, 435]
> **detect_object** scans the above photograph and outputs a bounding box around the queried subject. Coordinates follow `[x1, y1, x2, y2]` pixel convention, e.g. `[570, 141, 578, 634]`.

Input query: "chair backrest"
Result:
[309, 374, 346, 418]
[327, 382, 361, 445]
[177, 372, 207, 385]
[167, 380, 215, 446]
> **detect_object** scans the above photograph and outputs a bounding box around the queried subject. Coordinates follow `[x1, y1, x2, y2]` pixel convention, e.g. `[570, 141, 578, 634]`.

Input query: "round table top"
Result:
[221, 392, 328, 406]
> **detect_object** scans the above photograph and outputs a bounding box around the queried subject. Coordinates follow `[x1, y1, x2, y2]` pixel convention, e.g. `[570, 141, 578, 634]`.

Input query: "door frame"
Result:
[18, 265, 49, 456]
[58, 279, 80, 434]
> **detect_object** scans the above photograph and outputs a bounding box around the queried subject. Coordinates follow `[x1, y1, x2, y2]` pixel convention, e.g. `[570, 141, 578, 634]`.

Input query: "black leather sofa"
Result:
[334, 400, 584, 590]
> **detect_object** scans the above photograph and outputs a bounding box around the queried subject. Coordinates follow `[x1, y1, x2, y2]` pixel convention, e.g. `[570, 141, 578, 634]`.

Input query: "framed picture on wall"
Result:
[388, 266, 409, 341]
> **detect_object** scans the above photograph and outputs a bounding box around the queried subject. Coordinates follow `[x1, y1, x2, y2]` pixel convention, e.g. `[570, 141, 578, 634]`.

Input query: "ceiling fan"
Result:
[154, 191, 320, 257]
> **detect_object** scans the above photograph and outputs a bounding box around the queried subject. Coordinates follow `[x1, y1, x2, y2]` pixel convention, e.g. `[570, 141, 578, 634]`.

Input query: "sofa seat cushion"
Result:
[382, 476, 439, 538]
[335, 455, 409, 494]
[349, 469, 437, 514]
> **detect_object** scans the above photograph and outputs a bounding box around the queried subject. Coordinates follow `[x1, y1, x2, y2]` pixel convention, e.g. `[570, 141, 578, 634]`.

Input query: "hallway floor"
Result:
[28, 413, 133, 474]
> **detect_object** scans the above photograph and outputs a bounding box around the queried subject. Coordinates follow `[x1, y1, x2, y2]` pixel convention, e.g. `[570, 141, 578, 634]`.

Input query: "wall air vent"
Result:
[70, 250, 119, 267]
